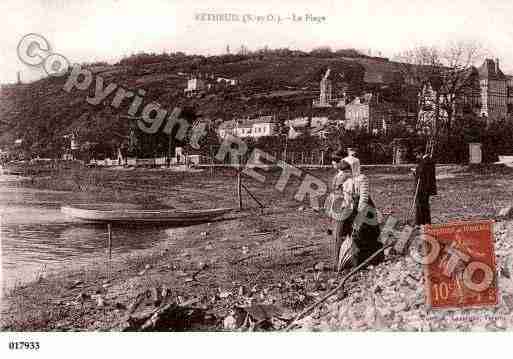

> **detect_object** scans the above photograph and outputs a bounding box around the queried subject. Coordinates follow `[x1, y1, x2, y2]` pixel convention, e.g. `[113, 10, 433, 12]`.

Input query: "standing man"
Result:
[412, 148, 437, 225]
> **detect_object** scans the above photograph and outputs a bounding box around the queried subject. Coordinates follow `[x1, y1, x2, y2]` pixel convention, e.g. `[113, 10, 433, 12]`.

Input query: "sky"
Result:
[1, 0, 513, 84]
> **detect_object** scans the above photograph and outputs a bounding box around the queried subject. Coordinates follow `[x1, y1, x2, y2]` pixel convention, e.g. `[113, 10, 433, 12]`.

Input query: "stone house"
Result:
[344, 93, 391, 132]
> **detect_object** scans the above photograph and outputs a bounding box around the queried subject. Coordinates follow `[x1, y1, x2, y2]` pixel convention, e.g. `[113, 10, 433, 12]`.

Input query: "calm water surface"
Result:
[0, 175, 182, 290]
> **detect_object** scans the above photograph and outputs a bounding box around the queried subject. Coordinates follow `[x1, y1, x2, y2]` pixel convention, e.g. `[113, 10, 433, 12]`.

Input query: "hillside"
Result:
[0, 51, 405, 158]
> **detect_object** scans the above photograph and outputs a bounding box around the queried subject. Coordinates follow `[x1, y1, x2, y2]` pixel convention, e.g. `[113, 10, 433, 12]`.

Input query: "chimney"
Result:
[496, 58, 500, 73]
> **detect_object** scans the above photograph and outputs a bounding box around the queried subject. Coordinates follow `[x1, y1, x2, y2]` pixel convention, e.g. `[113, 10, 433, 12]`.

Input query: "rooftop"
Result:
[478, 59, 507, 80]
[218, 116, 278, 130]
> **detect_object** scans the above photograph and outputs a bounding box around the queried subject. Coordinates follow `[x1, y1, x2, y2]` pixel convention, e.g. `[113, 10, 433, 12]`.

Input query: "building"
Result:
[313, 68, 345, 108]
[344, 93, 391, 132]
[477, 58, 508, 121]
[216, 77, 238, 86]
[420, 59, 513, 125]
[184, 77, 207, 97]
[285, 116, 332, 139]
[218, 116, 279, 139]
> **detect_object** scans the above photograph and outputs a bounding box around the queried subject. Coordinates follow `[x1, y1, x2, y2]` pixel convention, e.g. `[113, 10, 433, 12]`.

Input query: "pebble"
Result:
[314, 262, 325, 271]
[223, 314, 237, 330]
[96, 296, 106, 308]
[219, 291, 232, 298]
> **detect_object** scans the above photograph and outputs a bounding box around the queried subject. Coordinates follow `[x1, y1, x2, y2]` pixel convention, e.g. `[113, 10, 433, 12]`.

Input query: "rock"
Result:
[500, 265, 511, 279]
[223, 314, 237, 330]
[161, 287, 170, 299]
[219, 291, 232, 298]
[364, 306, 376, 325]
[495, 319, 507, 329]
[144, 264, 152, 270]
[200, 231, 208, 237]
[205, 244, 214, 250]
[298, 206, 305, 212]
[314, 262, 325, 271]
[138, 269, 146, 276]
[96, 296, 106, 308]
[393, 302, 408, 312]
[498, 206, 513, 218]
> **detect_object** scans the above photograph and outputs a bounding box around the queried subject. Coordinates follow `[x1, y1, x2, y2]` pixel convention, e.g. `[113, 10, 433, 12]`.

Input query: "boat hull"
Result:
[61, 204, 233, 223]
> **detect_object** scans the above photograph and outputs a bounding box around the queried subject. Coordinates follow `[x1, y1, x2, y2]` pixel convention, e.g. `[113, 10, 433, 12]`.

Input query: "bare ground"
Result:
[2, 164, 513, 331]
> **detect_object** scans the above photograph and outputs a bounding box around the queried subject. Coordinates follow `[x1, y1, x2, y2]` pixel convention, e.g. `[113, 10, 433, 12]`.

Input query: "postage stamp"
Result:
[423, 220, 498, 309]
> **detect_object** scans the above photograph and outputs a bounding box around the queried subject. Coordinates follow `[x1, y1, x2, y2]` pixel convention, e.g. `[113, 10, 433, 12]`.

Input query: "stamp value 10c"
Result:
[423, 220, 498, 309]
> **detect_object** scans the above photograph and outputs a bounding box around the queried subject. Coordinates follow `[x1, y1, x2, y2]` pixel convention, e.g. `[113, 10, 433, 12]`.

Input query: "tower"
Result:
[319, 68, 332, 106]
[478, 58, 507, 121]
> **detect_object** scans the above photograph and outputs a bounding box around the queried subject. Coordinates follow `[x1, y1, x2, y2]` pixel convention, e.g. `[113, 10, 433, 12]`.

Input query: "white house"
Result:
[216, 77, 238, 86]
[184, 77, 207, 97]
[218, 116, 278, 139]
[285, 116, 331, 139]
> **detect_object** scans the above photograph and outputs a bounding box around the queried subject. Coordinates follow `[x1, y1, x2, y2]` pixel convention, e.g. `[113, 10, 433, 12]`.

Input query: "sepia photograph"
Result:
[1, 0, 513, 354]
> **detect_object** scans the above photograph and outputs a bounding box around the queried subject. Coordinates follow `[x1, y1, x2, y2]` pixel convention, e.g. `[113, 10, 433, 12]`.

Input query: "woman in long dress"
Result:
[329, 151, 383, 271]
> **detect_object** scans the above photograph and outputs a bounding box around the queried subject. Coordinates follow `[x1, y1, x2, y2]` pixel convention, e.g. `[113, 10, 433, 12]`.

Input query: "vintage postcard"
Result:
[1, 1, 513, 353]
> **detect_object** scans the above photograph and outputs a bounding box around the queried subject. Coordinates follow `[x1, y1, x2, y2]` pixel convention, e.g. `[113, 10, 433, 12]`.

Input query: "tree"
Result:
[310, 46, 334, 58]
[395, 41, 484, 141]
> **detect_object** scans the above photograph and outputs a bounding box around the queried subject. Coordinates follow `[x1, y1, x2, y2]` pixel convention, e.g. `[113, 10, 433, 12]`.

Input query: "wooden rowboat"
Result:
[61, 203, 234, 223]
[498, 155, 513, 168]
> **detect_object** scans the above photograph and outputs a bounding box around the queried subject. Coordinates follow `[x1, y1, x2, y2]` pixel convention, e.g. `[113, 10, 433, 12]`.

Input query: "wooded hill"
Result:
[0, 49, 407, 158]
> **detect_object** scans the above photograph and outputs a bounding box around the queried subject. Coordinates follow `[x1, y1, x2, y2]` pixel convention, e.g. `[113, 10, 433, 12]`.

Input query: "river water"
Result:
[0, 175, 180, 290]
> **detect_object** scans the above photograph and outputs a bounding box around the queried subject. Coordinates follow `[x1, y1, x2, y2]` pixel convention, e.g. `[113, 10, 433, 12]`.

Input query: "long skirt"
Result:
[333, 197, 383, 269]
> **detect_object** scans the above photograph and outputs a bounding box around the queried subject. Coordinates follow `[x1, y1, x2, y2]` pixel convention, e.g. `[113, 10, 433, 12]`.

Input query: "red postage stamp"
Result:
[423, 220, 498, 309]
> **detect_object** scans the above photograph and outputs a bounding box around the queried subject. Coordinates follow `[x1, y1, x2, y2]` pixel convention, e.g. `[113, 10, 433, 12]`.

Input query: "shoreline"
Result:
[2, 165, 513, 331]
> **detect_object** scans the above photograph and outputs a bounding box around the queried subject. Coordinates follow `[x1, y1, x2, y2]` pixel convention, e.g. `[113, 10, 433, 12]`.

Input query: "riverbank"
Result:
[2, 164, 513, 331]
